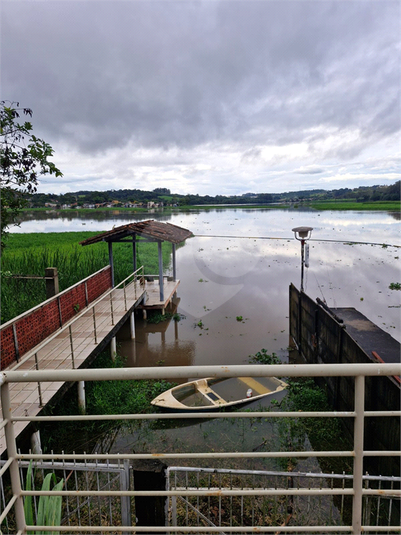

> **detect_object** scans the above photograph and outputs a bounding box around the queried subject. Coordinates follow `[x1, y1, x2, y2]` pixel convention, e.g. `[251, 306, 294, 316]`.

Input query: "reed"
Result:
[1, 232, 172, 322]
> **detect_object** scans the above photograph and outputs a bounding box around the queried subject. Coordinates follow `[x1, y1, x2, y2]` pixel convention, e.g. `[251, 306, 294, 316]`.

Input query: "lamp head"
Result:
[292, 226, 313, 241]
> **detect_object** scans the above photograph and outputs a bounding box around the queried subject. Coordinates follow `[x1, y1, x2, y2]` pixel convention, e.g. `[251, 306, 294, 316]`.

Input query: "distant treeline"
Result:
[29, 181, 400, 207]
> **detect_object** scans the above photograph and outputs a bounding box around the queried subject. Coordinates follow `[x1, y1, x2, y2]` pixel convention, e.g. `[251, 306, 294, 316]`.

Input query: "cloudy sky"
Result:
[1, 0, 400, 196]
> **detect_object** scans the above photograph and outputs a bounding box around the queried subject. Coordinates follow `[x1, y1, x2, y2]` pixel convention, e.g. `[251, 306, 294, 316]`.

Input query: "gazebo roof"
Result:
[80, 220, 193, 246]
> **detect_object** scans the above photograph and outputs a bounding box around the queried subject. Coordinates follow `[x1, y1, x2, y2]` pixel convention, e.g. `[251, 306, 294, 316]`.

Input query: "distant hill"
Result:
[29, 181, 400, 208]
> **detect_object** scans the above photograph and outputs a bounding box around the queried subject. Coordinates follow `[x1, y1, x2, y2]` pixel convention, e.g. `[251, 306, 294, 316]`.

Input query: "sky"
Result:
[1, 0, 400, 196]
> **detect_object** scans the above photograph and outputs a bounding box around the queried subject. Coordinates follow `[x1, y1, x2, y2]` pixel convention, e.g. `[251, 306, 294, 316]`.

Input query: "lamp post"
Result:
[292, 226, 313, 291]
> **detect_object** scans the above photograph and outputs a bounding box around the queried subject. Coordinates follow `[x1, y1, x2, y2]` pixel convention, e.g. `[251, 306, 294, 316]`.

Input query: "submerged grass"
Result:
[0, 232, 172, 322]
[309, 200, 400, 211]
[39, 350, 175, 453]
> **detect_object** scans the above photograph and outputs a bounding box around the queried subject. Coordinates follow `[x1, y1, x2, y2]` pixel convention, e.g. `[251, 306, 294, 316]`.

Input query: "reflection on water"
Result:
[116, 210, 400, 370]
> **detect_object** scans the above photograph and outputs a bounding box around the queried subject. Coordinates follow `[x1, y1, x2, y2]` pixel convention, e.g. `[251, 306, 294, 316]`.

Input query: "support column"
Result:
[172, 243, 177, 281]
[111, 336, 117, 360]
[78, 381, 86, 414]
[130, 311, 136, 340]
[133, 236, 137, 272]
[352, 375, 365, 534]
[158, 241, 164, 302]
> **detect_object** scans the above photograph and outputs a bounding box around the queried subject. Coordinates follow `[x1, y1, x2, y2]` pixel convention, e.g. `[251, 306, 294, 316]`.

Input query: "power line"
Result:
[194, 234, 401, 248]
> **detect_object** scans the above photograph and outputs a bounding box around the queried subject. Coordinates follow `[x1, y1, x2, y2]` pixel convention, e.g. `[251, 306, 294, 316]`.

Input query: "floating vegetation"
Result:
[147, 312, 185, 324]
[389, 282, 401, 290]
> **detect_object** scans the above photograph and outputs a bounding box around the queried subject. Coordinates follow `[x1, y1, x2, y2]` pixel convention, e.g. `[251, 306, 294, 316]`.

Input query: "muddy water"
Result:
[114, 208, 400, 371]
[15, 207, 401, 364]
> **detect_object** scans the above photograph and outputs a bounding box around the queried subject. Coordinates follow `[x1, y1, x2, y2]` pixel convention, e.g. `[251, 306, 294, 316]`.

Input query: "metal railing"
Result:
[1, 362, 400, 533]
[7, 266, 145, 374]
[167, 467, 401, 532]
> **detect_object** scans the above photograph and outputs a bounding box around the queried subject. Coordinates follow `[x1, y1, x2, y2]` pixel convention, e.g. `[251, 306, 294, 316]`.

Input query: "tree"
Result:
[0, 101, 62, 247]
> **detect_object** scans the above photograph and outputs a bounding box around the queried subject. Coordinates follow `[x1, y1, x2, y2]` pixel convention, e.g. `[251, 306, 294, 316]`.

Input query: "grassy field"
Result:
[308, 200, 400, 211]
[1, 232, 172, 323]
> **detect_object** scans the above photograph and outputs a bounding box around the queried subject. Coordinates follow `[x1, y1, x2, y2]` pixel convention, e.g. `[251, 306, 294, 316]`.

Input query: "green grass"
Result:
[309, 200, 400, 211]
[0, 232, 172, 323]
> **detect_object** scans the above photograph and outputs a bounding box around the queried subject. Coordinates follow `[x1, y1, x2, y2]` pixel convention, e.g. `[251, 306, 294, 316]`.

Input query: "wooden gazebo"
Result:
[80, 220, 192, 301]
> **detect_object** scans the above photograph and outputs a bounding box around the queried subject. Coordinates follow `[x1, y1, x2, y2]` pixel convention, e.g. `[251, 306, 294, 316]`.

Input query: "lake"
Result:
[14, 208, 401, 370]
[19, 207, 400, 484]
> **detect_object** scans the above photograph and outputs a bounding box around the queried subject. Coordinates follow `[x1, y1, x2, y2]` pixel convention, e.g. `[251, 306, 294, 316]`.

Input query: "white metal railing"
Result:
[6, 265, 145, 374]
[167, 467, 401, 531]
[0, 362, 400, 533]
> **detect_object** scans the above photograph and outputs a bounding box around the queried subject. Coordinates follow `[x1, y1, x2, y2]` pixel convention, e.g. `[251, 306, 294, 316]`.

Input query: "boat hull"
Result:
[151, 376, 287, 412]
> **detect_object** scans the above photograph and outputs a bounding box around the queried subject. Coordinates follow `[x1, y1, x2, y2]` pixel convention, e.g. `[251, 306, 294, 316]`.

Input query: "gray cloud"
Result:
[1, 0, 399, 194]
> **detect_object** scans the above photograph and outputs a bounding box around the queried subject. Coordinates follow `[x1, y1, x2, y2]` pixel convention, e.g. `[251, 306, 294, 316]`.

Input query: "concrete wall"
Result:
[0, 266, 112, 369]
[289, 284, 400, 477]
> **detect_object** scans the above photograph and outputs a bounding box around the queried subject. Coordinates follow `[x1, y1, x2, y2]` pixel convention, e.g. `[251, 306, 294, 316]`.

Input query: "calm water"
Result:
[15, 208, 401, 368]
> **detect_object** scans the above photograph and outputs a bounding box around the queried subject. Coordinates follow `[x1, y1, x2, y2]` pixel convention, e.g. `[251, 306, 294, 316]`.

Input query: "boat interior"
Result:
[172, 377, 280, 408]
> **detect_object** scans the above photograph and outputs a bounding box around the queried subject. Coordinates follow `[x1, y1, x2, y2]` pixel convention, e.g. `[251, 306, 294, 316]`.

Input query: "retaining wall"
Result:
[0, 266, 112, 369]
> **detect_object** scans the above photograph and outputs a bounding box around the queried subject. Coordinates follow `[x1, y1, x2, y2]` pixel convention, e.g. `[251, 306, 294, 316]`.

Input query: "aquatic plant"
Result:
[24, 461, 64, 535]
[389, 282, 401, 290]
[248, 348, 281, 365]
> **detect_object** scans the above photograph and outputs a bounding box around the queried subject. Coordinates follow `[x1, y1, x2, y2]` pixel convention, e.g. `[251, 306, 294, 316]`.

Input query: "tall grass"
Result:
[1, 232, 172, 323]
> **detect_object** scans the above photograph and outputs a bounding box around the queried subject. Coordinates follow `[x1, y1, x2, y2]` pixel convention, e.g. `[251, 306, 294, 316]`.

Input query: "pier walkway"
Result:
[0, 273, 180, 455]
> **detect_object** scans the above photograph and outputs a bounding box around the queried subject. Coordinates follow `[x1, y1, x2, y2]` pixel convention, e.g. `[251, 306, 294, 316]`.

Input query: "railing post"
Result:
[352, 374, 365, 533]
[57, 295, 63, 327]
[120, 459, 132, 533]
[84, 281, 89, 307]
[34, 352, 43, 407]
[0, 378, 26, 532]
[12, 323, 20, 363]
[123, 281, 127, 311]
[110, 292, 115, 326]
[92, 306, 98, 344]
[69, 325, 75, 369]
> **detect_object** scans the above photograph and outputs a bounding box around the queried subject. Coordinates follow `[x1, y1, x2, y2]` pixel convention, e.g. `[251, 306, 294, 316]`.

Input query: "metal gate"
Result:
[167, 467, 401, 533]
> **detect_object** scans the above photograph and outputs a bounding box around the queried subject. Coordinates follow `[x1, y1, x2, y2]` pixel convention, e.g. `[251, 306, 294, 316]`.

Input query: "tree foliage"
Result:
[0, 101, 62, 247]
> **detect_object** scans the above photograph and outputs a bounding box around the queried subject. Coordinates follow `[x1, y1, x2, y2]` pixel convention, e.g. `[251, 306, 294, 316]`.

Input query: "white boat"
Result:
[151, 376, 287, 411]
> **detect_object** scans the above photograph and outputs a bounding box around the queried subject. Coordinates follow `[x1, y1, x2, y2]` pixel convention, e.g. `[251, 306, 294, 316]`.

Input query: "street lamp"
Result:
[292, 226, 313, 291]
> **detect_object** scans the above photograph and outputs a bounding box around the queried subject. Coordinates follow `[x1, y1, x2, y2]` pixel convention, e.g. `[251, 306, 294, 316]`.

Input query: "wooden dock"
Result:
[0, 278, 180, 456]
[141, 278, 180, 313]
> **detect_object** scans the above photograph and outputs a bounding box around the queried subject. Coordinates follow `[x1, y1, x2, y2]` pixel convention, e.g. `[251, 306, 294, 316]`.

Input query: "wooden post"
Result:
[45, 267, 59, 299]
[132, 459, 167, 533]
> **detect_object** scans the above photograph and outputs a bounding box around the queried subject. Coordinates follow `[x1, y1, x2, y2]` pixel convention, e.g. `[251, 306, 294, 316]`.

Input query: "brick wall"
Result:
[0, 266, 112, 370]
